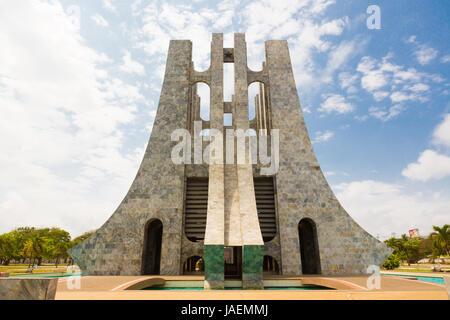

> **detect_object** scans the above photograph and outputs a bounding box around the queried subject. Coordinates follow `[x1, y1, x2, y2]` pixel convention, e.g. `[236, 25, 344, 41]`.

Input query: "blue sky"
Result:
[0, 0, 449, 240]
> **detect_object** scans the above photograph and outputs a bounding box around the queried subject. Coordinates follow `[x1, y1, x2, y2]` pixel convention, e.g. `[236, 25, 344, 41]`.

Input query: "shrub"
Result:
[382, 253, 401, 270]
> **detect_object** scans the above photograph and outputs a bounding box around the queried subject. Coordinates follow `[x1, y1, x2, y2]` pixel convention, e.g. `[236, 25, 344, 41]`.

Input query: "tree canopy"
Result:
[383, 224, 450, 269]
[0, 227, 95, 266]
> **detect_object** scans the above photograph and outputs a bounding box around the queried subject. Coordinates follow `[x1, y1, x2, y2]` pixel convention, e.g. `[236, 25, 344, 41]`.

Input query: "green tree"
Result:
[70, 231, 95, 246]
[21, 239, 35, 267]
[0, 232, 21, 265]
[403, 237, 421, 265]
[384, 234, 422, 265]
[1, 227, 97, 266]
[418, 237, 433, 260]
[429, 224, 450, 257]
[17, 228, 49, 266]
[383, 253, 401, 270]
[40, 228, 71, 267]
[384, 237, 406, 261]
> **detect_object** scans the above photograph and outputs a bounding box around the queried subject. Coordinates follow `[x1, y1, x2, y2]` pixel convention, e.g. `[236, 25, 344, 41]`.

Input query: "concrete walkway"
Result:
[55, 275, 448, 300]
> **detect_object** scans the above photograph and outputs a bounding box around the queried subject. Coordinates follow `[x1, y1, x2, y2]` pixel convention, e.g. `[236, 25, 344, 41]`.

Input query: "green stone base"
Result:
[242, 245, 264, 289]
[203, 245, 224, 290]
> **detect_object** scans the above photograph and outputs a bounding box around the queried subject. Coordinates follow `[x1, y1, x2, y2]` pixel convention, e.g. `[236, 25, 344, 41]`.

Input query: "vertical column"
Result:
[259, 82, 267, 131]
[143, 40, 192, 276]
[255, 95, 261, 131]
[234, 33, 264, 289]
[265, 40, 320, 275]
[204, 33, 225, 290]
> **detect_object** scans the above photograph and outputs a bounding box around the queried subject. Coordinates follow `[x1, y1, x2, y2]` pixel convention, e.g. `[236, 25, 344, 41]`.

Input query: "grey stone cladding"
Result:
[69, 33, 391, 277]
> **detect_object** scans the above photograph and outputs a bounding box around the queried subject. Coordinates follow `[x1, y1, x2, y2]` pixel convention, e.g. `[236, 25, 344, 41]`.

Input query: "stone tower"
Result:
[69, 33, 391, 289]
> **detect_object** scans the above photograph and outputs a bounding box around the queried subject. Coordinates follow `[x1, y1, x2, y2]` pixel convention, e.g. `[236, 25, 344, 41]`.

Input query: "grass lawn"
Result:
[0, 264, 69, 275]
[391, 268, 434, 273]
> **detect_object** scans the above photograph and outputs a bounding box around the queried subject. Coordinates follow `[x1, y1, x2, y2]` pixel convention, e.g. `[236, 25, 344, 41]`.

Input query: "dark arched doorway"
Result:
[141, 219, 163, 275]
[183, 256, 204, 274]
[298, 218, 321, 274]
[263, 255, 279, 274]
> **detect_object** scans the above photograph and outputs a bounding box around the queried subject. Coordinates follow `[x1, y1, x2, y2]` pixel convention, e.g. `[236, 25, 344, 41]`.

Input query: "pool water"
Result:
[381, 273, 445, 285]
[415, 277, 444, 285]
[144, 284, 332, 290]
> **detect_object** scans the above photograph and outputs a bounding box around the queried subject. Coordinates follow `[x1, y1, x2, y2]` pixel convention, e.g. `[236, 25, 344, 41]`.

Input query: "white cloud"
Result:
[324, 40, 358, 80]
[368, 105, 403, 121]
[432, 114, 450, 147]
[406, 35, 416, 43]
[134, 0, 351, 95]
[91, 13, 109, 27]
[354, 114, 369, 122]
[406, 35, 439, 65]
[102, 0, 117, 13]
[406, 83, 429, 92]
[390, 91, 426, 103]
[414, 45, 439, 65]
[0, 1, 143, 235]
[402, 150, 450, 181]
[355, 53, 439, 117]
[389, 91, 409, 102]
[241, 0, 349, 87]
[312, 130, 334, 143]
[441, 55, 450, 63]
[318, 94, 355, 114]
[334, 180, 450, 240]
[372, 91, 389, 101]
[401, 115, 450, 184]
[136, 2, 218, 70]
[357, 56, 388, 92]
[338, 72, 358, 90]
[119, 51, 145, 75]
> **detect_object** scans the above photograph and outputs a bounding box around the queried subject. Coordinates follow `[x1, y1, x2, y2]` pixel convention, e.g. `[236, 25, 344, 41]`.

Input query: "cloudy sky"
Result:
[0, 0, 449, 240]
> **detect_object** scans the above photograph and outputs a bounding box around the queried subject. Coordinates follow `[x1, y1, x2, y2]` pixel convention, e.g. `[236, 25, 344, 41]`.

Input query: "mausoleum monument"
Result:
[69, 33, 391, 289]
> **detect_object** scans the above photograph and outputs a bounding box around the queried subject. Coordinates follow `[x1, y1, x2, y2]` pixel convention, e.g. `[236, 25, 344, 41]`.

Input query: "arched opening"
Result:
[223, 63, 234, 102]
[141, 219, 163, 275]
[196, 82, 210, 121]
[183, 256, 204, 274]
[248, 82, 259, 121]
[190, 82, 210, 125]
[248, 81, 267, 125]
[298, 218, 321, 274]
[263, 255, 279, 274]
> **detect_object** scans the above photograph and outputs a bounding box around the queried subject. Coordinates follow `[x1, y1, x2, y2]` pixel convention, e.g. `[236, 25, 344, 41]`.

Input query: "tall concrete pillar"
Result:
[265, 40, 391, 275]
[234, 33, 264, 289]
[203, 33, 225, 290]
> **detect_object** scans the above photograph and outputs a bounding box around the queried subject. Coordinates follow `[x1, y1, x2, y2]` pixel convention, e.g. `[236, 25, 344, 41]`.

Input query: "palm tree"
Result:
[429, 224, 449, 257]
[21, 239, 35, 268]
